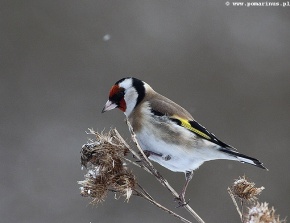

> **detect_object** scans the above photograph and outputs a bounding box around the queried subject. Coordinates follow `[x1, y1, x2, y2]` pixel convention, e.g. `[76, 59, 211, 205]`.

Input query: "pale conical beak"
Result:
[102, 100, 118, 113]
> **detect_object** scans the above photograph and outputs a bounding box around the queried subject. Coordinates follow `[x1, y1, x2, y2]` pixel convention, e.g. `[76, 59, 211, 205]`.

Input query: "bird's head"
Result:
[102, 77, 146, 116]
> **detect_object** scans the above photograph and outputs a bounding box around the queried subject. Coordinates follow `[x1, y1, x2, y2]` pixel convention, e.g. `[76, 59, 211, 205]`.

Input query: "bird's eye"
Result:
[110, 89, 125, 102]
[116, 91, 125, 99]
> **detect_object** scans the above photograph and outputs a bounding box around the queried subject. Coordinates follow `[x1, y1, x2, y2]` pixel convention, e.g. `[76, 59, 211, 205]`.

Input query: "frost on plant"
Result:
[246, 202, 286, 223]
[78, 129, 135, 204]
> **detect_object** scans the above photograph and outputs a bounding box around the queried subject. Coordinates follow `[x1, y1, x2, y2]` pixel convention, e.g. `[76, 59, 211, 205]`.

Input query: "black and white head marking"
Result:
[117, 77, 145, 116]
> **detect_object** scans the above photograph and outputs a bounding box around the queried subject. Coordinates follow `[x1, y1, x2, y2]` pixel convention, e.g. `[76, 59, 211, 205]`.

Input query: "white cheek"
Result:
[124, 88, 138, 116]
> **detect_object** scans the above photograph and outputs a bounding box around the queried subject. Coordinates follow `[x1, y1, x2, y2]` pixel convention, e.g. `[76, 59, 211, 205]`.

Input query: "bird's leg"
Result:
[176, 171, 194, 207]
[142, 151, 171, 161]
[142, 150, 162, 157]
[135, 150, 162, 162]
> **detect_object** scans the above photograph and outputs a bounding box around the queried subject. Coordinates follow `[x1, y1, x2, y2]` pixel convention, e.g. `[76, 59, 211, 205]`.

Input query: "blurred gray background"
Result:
[1, 1, 289, 222]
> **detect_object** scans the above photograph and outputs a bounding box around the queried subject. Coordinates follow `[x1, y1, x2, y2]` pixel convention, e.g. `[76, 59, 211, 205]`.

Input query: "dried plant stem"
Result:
[126, 119, 205, 223]
[122, 157, 153, 175]
[227, 187, 243, 221]
[136, 182, 154, 200]
[135, 188, 193, 223]
[241, 200, 244, 223]
[114, 130, 152, 175]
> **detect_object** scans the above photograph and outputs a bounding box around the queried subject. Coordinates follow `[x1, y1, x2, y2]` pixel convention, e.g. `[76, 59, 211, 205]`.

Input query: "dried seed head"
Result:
[78, 173, 109, 204]
[246, 202, 286, 223]
[81, 129, 129, 174]
[78, 129, 136, 204]
[231, 176, 264, 202]
[110, 171, 136, 202]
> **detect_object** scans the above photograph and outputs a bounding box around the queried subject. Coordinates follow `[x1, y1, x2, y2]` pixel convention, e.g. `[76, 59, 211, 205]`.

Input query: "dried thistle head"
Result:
[81, 129, 129, 174]
[78, 172, 109, 204]
[110, 171, 136, 202]
[78, 129, 136, 204]
[231, 176, 264, 202]
[246, 202, 286, 223]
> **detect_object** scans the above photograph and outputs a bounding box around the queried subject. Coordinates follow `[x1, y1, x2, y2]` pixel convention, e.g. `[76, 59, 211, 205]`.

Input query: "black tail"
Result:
[219, 148, 268, 170]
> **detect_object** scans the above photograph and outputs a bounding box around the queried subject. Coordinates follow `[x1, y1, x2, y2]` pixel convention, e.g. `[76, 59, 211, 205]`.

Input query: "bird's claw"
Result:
[133, 154, 141, 162]
[174, 196, 190, 208]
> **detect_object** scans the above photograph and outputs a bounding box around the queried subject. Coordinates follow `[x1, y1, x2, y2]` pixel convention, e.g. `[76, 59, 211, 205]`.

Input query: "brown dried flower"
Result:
[78, 129, 135, 204]
[79, 173, 109, 204]
[81, 129, 129, 172]
[110, 171, 136, 202]
[246, 202, 286, 223]
[231, 176, 264, 202]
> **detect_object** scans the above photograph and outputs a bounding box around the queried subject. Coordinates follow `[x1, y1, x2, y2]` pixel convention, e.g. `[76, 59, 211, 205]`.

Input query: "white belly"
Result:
[136, 126, 206, 172]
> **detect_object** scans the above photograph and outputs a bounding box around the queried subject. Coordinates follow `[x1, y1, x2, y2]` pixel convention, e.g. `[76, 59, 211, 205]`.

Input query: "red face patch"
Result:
[109, 85, 120, 98]
[118, 98, 126, 112]
[108, 85, 127, 112]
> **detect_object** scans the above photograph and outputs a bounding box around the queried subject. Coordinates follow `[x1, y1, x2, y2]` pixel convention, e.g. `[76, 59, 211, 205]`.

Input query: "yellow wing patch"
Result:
[171, 115, 211, 140]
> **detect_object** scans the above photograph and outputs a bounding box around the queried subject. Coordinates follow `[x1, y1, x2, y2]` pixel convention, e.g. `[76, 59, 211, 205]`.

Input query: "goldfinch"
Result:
[102, 77, 267, 204]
